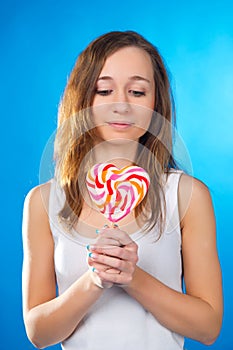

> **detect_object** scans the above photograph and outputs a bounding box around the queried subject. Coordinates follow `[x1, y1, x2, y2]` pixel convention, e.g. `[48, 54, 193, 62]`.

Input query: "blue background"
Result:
[1, 0, 232, 349]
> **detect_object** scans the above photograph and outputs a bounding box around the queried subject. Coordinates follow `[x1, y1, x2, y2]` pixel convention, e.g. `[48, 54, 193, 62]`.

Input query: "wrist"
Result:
[85, 270, 106, 293]
[122, 265, 140, 292]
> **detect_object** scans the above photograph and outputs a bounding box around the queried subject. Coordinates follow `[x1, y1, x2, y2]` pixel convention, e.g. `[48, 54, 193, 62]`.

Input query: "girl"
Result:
[22, 31, 223, 350]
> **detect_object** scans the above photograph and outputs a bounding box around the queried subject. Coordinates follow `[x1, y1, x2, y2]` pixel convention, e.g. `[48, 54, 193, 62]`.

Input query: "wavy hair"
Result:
[54, 30, 178, 235]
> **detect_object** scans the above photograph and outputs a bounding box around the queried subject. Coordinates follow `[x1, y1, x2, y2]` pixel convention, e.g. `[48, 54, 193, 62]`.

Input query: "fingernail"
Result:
[89, 252, 97, 259]
[86, 244, 90, 250]
[96, 229, 100, 234]
[113, 224, 118, 228]
[103, 224, 109, 228]
[92, 267, 99, 273]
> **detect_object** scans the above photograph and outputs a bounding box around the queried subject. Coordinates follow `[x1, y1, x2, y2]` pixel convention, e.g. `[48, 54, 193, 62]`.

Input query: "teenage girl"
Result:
[22, 31, 223, 350]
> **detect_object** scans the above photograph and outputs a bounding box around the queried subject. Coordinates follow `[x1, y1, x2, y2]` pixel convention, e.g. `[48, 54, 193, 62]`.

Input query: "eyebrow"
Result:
[97, 75, 151, 84]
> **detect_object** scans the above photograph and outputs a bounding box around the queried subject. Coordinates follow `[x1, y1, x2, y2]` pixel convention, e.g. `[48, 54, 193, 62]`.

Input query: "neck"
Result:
[92, 139, 138, 168]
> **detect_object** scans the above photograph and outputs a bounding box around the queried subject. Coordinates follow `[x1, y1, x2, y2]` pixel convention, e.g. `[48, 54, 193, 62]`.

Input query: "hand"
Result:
[86, 225, 119, 289]
[87, 225, 138, 287]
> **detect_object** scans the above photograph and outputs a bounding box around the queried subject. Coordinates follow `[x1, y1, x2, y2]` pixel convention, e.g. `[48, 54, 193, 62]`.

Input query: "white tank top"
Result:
[49, 170, 184, 350]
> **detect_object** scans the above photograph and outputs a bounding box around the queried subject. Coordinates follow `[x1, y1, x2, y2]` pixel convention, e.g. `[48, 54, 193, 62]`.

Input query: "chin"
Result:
[95, 125, 146, 143]
[102, 137, 137, 145]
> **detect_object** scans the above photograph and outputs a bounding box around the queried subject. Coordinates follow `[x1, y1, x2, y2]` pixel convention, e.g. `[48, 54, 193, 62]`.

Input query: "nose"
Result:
[112, 101, 130, 114]
[111, 90, 130, 114]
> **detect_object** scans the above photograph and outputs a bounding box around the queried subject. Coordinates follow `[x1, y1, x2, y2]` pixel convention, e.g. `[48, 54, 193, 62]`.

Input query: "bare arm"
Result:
[89, 175, 223, 345]
[22, 183, 103, 349]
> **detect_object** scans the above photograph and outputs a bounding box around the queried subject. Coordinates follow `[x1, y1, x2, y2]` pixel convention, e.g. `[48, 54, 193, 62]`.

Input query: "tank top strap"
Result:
[163, 170, 184, 234]
[49, 178, 66, 237]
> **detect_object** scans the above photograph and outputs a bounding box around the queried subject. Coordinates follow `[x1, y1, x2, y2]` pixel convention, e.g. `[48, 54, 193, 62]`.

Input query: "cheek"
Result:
[92, 95, 100, 107]
[134, 94, 155, 124]
[148, 96, 155, 110]
[91, 104, 109, 125]
[146, 88, 155, 110]
[134, 108, 153, 129]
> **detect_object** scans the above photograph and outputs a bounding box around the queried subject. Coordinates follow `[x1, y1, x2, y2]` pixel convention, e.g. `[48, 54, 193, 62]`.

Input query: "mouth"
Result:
[107, 121, 134, 130]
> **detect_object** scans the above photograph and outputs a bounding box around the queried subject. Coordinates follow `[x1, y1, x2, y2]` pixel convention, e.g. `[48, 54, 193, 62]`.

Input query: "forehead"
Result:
[99, 46, 154, 78]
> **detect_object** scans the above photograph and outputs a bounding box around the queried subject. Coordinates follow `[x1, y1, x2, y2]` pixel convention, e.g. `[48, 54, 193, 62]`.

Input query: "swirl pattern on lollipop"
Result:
[86, 163, 150, 222]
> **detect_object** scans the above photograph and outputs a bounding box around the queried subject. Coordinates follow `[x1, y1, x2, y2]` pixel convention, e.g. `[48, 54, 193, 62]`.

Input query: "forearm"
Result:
[124, 266, 221, 345]
[24, 271, 103, 349]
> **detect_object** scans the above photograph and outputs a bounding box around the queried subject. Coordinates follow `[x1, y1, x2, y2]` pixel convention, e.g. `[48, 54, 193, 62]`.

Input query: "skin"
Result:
[22, 47, 223, 348]
[92, 46, 155, 141]
[91, 46, 155, 168]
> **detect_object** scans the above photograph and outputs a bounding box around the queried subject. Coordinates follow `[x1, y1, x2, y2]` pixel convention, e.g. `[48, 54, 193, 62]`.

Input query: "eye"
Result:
[129, 90, 146, 97]
[95, 89, 113, 96]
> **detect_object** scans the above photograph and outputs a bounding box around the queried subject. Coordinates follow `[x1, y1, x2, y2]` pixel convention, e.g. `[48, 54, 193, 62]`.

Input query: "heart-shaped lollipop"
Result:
[86, 163, 150, 223]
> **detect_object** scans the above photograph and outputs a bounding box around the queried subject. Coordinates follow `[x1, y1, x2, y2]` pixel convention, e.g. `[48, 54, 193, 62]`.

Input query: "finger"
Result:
[87, 254, 110, 270]
[87, 255, 121, 274]
[90, 241, 138, 258]
[96, 227, 133, 246]
[105, 267, 121, 274]
[87, 259, 109, 271]
[95, 224, 109, 234]
[89, 252, 133, 273]
[97, 223, 118, 232]
[94, 236, 123, 248]
[96, 269, 132, 286]
[88, 260, 121, 280]
[90, 245, 135, 262]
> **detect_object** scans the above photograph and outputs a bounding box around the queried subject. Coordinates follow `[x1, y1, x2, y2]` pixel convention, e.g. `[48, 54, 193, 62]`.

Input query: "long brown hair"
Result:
[54, 31, 177, 234]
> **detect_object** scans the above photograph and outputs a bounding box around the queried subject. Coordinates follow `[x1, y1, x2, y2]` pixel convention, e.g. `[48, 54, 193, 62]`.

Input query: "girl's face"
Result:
[92, 46, 155, 143]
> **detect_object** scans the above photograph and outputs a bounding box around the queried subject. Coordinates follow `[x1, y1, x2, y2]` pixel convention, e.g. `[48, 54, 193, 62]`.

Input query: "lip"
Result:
[107, 122, 134, 130]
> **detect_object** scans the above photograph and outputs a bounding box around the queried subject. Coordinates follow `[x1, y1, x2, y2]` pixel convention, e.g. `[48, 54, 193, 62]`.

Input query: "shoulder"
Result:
[24, 181, 51, 210]
[178, 173, 214, 229]
[22, 181, 54, 245]
[23, 181, 52, 228]
[178, 173, 210, 198]
[178, 173, 211, 201]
